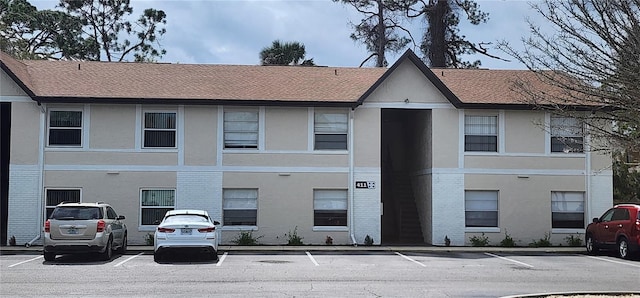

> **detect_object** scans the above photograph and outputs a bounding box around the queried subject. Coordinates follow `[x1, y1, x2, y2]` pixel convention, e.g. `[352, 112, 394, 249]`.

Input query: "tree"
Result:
[58, 0, 167, 62]
[259, 40, 315, 66]
[404, 0, 504, 68]
[498, 0, 640, 153]
[334, 0, 414, 67]
[613, 152, 640, 203]
[0, 0, 96, 60]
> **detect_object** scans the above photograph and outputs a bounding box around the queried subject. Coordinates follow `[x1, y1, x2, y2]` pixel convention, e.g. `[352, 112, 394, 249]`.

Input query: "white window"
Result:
[224, 109, 258, 149]
[465, 115, 497, 152]
[223, 189, 258, 226]
[551, 116, 583, 153]
[140, 189, 175, 225]
[465, 190, 498, 227]
[551, 191, 584, 228]
[314, 189, 347, 226]
[314, 111, 348, 150]
[48, 110, 82, 146]
[45, 188, 81, 219]
[143, 112, 176, 148]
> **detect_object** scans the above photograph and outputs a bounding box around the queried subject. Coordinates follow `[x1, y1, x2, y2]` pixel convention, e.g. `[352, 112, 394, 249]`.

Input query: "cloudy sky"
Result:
[33, 0, 548, 69]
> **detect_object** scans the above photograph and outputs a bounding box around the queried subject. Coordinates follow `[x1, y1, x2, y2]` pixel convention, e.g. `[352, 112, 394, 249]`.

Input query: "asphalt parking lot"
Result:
[1, 247, 639, 297]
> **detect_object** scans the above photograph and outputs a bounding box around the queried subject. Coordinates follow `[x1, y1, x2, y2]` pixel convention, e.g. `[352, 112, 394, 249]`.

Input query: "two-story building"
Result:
[0, 50, 612, 246]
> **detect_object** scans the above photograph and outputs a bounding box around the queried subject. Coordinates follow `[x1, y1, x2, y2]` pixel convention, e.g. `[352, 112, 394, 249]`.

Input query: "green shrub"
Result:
[232, 231, 263, 246]
[144, 233, 154, 246]
[564, 233, 583, 247]
[499, 230, 516, 247]
[325, 236, 333, 245]
[285, 227, 304, 245]
[469, 233, 490, 247]
[444, 235, 451, 247]
[364, 235, 374, 246]
[529, 233, 552, 247]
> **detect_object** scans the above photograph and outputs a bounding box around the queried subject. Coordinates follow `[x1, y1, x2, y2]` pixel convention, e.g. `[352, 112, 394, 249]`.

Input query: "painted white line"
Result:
[306, 251, 319, 266]
[395, 252, 426, 267]
[8, 256, 43, 268]
[114, 253, 143, 267]
[585, 255, 640, 268]
[216, 252, 228, 267]
[484, 252, 534, 268]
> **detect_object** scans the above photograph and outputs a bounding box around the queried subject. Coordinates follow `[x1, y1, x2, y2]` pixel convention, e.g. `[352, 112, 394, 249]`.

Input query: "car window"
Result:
[599, 209, 615, 222]
[164, 215, 209, 224]
[51, 207, 101, 220]
[611, 208, 630, 221]
[106, 207, 117, 219]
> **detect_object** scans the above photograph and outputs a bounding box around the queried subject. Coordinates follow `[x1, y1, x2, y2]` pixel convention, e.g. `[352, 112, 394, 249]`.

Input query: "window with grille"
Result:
[223, 189, 258, 226]
[48, 110, 82, 146]
[314, 112, 348, 150]
[140, 189, 175, 225]
[551, 191, 584, 228]
[465, 115, 497, 152]
[224, 110, 258, 149]
[45, 189, 81, 219]
[465, 190, 498, 227]
[551, 116, 583, 153]
[143, 112, 176, 148]
[314, 189, 347, 226]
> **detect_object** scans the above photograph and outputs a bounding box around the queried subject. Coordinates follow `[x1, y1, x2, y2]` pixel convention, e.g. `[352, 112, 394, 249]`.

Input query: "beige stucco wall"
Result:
[45, 151, 178, 165]
[223, 153, 347, 167]
[431, 108, 459, 168]
[90, 105, 136, 149]
[184, 105, 217, 166]
[8, 102, 40, 164]
[354, 108, 381, 168]
[505, 111, 546, 154]
[0, 70, 28, 96]
[265, 107, 307, 151]
[365, 60, 450, 104]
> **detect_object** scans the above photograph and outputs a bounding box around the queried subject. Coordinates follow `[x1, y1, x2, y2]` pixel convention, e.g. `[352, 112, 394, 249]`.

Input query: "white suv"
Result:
[43, 202, 127, 261]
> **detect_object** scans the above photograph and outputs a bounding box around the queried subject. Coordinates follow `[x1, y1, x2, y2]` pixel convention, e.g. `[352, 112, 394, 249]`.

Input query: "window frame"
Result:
[550, 116, 584, 153]
[313, 189, 348, 227]
[464, 115, 498, 152]
[45, 188, 81, 220]
[464, 190, 499, 228]
[551, 191, 585, 229]
[314, 110, 348, 151]
[223, 108, 259, 150]
[140, 189, 176, 226]
[47, 109, 83, 147]
[222, 188, 258, 226]
[142, 110, 177, 149]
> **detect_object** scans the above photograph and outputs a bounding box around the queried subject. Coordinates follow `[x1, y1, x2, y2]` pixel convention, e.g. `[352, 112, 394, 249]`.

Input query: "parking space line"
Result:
[305, 251, 319, 266]
[484, 253, 534, 268]
[114, 253, 143, 267]
[395, 252, 426, 267]
[216, 252, 228, 267]
[585, 255, 640, 268]
[8, 256, 43, 268]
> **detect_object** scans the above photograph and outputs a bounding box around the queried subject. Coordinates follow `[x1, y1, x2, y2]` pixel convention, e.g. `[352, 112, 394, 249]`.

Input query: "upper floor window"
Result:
[551, 191, 584, 229]
[314, 111, 348, 150]
[464, 115, 497, 152]
[465, 190, 498, 228]
[140, 189, 175, 225]
[143, 112, 176, 148]
[45, 188, 81, 219]
[314, 189, 347, 226]
[224, 109, 258, 149]
[551, 116, 583, 153]
[48, 110, 82, 146]
[223, 189, 258, 226]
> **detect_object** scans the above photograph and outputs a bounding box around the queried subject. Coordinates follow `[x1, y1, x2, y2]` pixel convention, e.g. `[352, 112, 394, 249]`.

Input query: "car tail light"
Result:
[96, 220, 106, 232]
[198, 227, 215, 233]
[157, 227, 175, 233]
[44, 220, 50, 233]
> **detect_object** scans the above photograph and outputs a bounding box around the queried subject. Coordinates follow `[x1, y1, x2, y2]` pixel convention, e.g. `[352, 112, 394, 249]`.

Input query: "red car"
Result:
[585, 204, 640, 259]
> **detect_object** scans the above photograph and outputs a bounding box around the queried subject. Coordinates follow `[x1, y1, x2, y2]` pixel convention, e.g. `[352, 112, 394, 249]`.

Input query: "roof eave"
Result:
[33, 96, 358, 107]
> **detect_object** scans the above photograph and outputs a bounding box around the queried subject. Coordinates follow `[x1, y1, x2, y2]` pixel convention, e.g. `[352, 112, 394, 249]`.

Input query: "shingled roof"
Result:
[0, 50, 583, 109]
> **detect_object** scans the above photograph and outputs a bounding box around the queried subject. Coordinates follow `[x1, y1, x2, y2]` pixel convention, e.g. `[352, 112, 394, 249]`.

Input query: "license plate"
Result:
[181, 228, 192, 235]
[67, 228, 77, 234]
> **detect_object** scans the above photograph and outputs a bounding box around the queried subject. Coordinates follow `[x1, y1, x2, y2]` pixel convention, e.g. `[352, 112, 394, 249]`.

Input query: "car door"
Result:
[609, 208, 630, 241]
[107, 207, 125, 244]
[593, 208, 616, 246]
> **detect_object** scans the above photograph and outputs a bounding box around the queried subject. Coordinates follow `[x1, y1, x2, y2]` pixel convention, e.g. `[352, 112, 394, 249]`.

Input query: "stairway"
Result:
[392, 173, 424, 244]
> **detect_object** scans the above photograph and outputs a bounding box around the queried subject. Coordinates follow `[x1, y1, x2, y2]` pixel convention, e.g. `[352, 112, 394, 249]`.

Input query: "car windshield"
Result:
[51, 207, 102, 220]
[164, 215, 209, 224]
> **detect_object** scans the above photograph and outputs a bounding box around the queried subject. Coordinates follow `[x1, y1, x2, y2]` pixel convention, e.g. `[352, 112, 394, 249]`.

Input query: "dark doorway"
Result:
[0, 103, 11, 246]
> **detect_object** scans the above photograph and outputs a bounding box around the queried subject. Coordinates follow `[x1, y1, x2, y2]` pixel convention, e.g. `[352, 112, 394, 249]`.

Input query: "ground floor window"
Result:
[314, 189, 347, 226]
[140, 189, 175, 225]
[45, 188, 81, 219]
[551, 191, 584, 228]
[223, 189, 258, 226]
[465, 190, 498, 227]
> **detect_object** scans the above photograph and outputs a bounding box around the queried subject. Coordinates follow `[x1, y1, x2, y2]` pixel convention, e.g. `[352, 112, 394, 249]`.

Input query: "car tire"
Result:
[210, 250, 218, 261]
[618, 237, 630, 259]
[153, 252, 162, 262]
[118, 234, 127, 255]
[585, 234, 598, 255]
[44, 252, 56, 261]
[100, 238, 113, 261]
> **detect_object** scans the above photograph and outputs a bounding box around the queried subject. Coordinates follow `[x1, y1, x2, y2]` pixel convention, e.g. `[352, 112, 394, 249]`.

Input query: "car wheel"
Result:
[100, 238, 113, 261]
[44, 252, 56, 261]
[618, 237, 630, 259]
[153, 252, 162, 262]
[210, 250, 218, 261]
[585, 235, 598, 255]
[118, 234, 127, 255]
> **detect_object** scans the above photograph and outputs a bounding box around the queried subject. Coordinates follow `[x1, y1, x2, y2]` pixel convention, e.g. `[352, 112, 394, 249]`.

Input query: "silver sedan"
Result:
[153, 209, 219, 262]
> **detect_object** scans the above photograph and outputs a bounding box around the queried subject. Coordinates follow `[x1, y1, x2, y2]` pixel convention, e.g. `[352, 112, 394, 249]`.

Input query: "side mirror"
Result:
[592, 218, 599, 223]
[118, 215, 126, 220]
[214, 221, 220, 225]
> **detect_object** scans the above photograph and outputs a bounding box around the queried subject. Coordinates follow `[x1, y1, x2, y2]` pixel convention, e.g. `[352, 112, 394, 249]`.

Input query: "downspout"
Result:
[585, 125, 592, 225]
[349, 108, 357, 246]
[26, 101, 45, 247]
